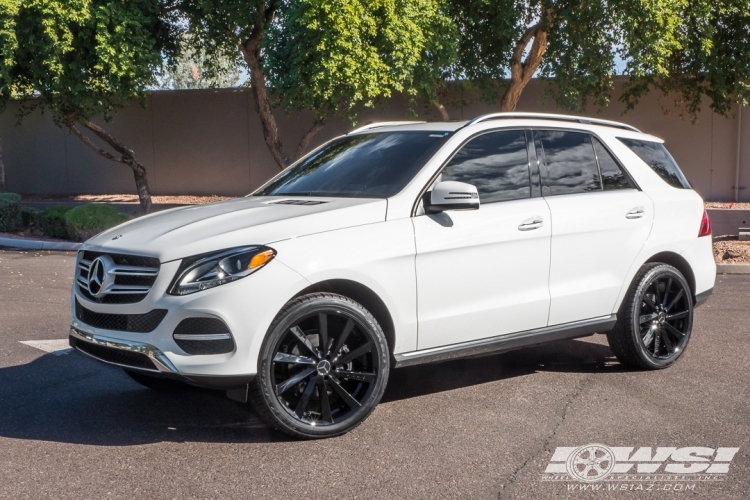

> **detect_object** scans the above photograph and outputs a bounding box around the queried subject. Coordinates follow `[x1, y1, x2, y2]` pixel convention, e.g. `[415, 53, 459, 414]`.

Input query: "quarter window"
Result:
[440, 130, 531, 204]
[538, 131, 602, 196]
[617, 138, 690, 189]
[593, 138, 635, 190]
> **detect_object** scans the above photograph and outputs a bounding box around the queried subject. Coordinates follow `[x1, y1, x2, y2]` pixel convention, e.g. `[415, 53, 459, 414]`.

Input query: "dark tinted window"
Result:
[440, 130, 530, 203]
[539, 131, 601, 195]
[593, 138, 635, 190]
[617, 138, 690, 189]
[255, 132, 450, 198]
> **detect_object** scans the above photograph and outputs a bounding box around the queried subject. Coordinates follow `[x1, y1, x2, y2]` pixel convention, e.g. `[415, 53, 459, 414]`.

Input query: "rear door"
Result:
[413, 129, 552, 350]
[534, 130, 654, 325]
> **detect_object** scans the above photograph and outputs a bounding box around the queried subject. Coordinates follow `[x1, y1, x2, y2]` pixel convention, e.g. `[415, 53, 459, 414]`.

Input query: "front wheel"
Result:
[250, 293, 390, 439]
[607, 263, 694, 370]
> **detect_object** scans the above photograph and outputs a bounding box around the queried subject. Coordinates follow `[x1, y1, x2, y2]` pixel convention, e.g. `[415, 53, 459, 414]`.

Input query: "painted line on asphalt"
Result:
[19, 339, 73, 356]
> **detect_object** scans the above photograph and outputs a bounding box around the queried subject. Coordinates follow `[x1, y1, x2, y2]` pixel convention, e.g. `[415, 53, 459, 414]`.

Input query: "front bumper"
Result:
[70, 255, 311, 383]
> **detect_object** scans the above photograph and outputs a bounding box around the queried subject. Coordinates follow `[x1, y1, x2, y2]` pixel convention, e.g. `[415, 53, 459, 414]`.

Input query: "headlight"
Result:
[169, 246, 276, 296]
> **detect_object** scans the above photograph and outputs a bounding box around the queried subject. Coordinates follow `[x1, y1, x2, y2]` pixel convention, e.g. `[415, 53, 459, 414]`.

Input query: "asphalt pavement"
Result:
[0, 249, 748, 499]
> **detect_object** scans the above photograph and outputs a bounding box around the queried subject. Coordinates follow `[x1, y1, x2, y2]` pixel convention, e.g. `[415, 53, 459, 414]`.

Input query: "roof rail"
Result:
[463, 112, 640, 133]
[348, 121, 426, 134]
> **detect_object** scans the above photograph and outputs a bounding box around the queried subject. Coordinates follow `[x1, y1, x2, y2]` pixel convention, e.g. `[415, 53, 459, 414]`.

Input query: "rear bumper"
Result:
[69, 328, 253, 390]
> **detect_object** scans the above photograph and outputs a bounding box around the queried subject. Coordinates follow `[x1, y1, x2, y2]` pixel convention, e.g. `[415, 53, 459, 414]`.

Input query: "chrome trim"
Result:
[173, 333, 232, 341]
[393, 314, 617, 368]
[110, 265, 159, 276]
[70, 326, 178, 373]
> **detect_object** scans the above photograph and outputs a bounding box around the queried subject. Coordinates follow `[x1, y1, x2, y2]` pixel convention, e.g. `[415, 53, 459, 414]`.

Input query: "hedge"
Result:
[0, 192, 22, 232]
[64, 204, 129, 242]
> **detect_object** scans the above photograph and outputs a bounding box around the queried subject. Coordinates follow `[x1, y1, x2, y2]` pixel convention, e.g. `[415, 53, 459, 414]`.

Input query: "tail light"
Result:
[698, 209, 711, 237]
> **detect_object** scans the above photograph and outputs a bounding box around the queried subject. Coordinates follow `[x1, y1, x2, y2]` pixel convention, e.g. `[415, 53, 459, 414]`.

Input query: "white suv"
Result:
[69, 112, 715, 438]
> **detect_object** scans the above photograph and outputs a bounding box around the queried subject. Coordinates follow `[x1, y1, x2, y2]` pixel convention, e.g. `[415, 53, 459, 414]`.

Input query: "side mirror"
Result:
[423, 181, 480, 214]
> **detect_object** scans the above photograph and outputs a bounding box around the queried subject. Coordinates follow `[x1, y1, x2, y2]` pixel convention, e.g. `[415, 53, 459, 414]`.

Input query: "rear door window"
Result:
[537, 131, 602, 196]
[593, 138, 635, 190]
[617, 138, 690, 189]
[440, 130, 531, 203]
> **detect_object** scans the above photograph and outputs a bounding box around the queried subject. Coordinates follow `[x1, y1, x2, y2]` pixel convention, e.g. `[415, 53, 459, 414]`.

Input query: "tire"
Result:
[250, 293, 390, 439]
[607, 263, 694, 370]
[124, 369, 187, 391]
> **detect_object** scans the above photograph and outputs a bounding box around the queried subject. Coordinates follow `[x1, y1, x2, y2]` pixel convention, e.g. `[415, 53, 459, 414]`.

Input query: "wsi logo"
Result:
[542, 444, 740, 483]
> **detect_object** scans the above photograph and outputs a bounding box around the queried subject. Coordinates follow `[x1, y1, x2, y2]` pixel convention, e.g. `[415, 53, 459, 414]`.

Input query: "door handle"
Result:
[626, 207, 645, 219]
[518, 216, 544, 231]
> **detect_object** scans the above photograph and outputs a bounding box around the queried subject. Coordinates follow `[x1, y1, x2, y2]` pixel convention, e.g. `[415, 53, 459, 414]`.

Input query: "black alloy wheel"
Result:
[250, 293, 389, 438]
[607, 263, 694, 369]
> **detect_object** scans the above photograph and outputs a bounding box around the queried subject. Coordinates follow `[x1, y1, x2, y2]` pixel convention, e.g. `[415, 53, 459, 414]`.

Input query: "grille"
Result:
[77, 251, 160, 304]
[173, 317, 235, 355]
[75, 299, 167, 333]
[270, 199, 328, 206]
[72, 337, 157, 370]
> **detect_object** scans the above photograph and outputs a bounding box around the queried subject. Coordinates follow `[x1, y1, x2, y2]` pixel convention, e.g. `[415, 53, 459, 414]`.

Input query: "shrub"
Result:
[0, 192, 22, 232]
[20, 206, 42, 230]
[40, 206, 75, 239]
[64, 204, 129, 242]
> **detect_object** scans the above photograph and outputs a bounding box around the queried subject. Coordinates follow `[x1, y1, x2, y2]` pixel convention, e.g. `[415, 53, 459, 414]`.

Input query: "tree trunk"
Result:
[500, 20, 550, 112]
[66, 119, 153, 213]
[239, 26, 291, 170]
[0, 137, 6, 193]
[295, 118, 326, 161]
[433, 101, 450, 121]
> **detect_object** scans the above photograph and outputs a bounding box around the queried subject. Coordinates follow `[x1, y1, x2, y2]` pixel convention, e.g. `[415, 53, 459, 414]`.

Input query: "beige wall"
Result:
[1, 80, 748, 200]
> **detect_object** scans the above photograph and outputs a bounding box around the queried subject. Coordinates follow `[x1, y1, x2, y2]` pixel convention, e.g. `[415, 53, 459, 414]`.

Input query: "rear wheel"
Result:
[607, 263, 693, 370]
[250, 293, 390, 439]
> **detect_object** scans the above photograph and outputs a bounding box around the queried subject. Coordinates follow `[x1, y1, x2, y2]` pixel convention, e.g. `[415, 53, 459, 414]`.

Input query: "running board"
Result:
[393, 315, 617, 368]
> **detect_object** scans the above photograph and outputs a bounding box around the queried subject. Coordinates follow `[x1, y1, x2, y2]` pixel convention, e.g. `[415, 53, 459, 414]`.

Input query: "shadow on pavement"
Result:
[0, 337, 625, 446]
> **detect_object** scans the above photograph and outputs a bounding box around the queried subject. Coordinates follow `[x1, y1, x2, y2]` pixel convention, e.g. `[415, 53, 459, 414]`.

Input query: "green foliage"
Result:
[440, 0, 750, 117]
[0, 0, 179, 124]
[264, 0, 452, 121]
[19, 205, 40, 229]
[40, 206, 74, 239]
[64, 203, 128, 241]
[0, 191, 21, 231]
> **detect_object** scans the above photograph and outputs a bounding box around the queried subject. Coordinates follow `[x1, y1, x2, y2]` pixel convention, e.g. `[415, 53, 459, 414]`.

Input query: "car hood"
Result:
[81, 196, 388, 263]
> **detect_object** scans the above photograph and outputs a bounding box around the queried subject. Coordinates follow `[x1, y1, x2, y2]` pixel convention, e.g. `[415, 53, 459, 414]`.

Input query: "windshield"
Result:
[254, 131, 451, 198]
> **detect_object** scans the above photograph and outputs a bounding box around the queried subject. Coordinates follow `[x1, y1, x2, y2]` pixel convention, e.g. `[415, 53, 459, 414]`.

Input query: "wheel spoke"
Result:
[666, 310, 689, 321]
[318, 313, 328, 355]
[289, 326, 319, 359]
[642, 326, 656, 347]
[640, 313, 657, 324]
[294, 375, 319, 417]
[273, 352, 316, 366]
[332, 341, 373, 367]
[330, 318, 354, 358]
[642, 294, 658, 311]
[275, 367, 315, 395]
[654, 279, 663, 305]
[660, 329, 675, 350]
[662, 277, 672, 306]
[319, 379, 333, 423]
[327, 374, 362, 409]
[666, 289, 684, 312]
[664, 322, 685, 339]
[334, 370, 377, 382]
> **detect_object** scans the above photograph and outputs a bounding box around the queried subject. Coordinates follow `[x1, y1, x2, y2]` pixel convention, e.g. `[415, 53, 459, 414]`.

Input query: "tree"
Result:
[436, 0, 750, 118]
[0, 0, 178, 213]
[181, 0, 450, 169]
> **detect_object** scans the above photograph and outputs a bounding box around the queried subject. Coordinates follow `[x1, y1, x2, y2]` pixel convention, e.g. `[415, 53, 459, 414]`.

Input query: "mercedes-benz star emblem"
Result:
[87, 255, 116, 297]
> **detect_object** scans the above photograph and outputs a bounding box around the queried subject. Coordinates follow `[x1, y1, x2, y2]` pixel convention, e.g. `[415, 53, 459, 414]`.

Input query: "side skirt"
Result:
[393, 314, 617, 368]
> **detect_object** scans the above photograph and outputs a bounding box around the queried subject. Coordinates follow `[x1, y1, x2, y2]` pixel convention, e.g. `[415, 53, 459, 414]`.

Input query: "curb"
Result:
[716, 263, 750, 275]
[0, 236, 81, 251]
